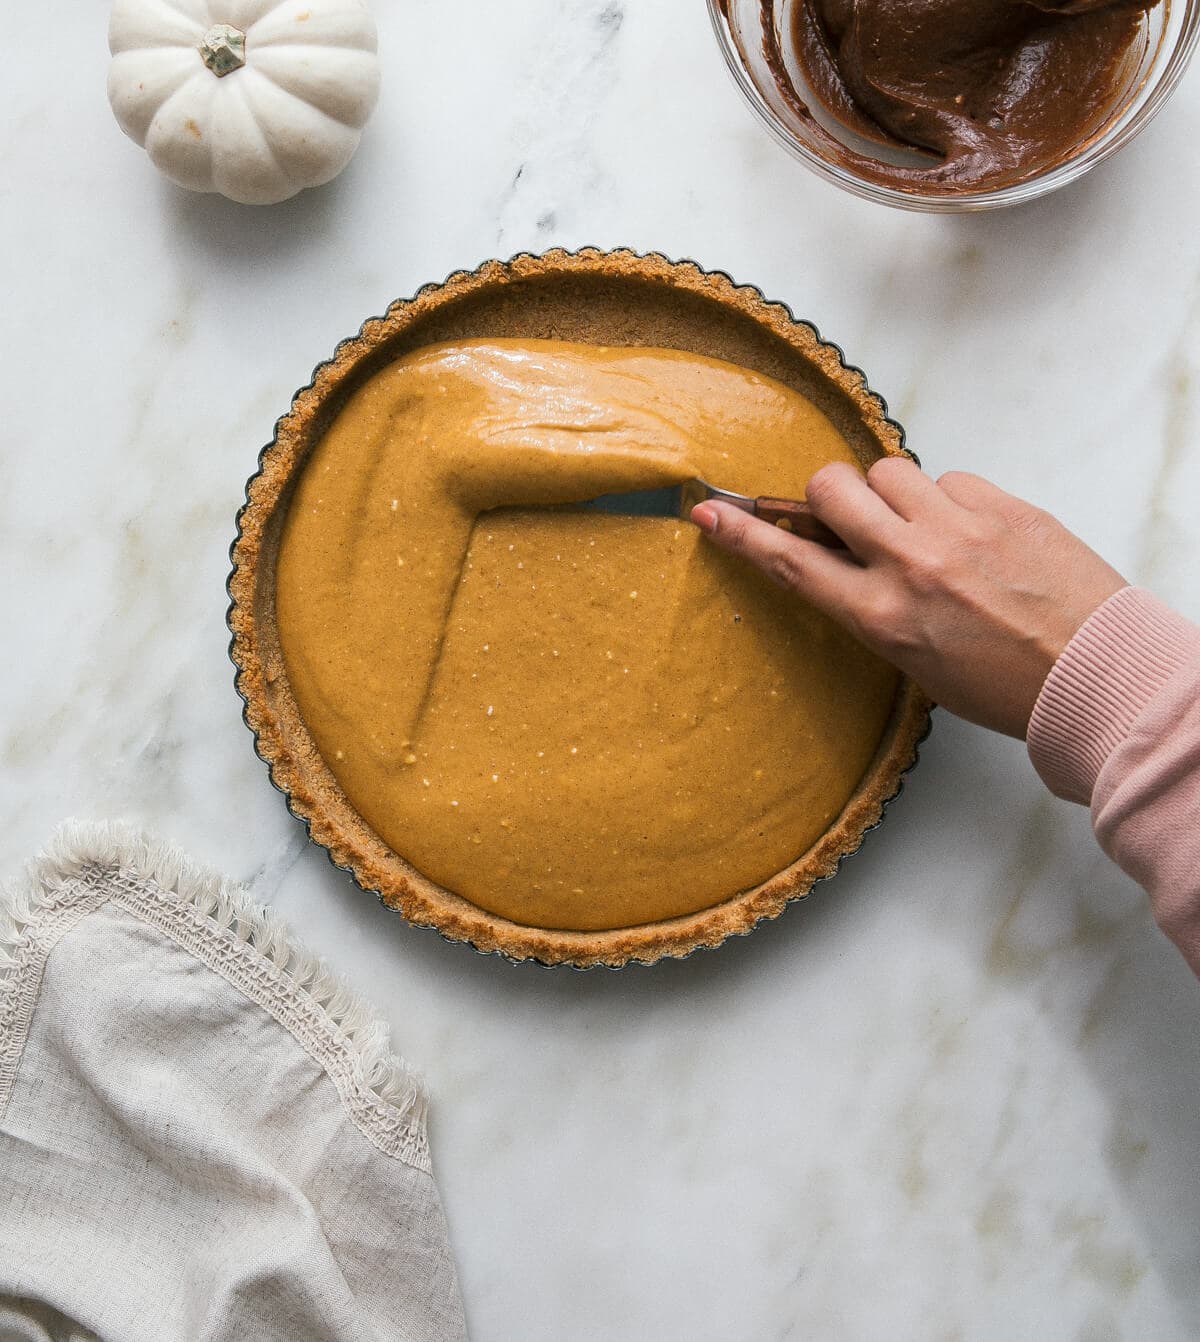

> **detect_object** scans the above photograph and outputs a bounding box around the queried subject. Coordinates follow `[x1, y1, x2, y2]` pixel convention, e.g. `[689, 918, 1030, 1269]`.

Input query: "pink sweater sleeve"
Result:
[1027, 586, 1200, 976]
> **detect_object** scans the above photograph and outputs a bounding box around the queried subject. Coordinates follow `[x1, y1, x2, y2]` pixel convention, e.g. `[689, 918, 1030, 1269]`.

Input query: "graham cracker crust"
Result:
[227, 248, 932, 968]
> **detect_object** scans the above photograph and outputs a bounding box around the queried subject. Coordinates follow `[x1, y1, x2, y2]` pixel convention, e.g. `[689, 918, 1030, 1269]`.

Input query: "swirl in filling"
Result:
[276, 340, 898, 930]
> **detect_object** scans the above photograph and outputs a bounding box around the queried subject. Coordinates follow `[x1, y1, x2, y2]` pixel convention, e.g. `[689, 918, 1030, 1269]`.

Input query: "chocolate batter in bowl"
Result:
[709, 0, 1199, 208]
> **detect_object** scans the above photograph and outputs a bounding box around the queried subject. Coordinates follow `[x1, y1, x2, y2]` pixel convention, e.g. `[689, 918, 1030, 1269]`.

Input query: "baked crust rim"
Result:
[226, 247, 933, 968]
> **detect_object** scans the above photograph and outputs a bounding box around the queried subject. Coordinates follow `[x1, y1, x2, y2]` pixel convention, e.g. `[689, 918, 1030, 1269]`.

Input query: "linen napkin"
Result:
[0, 823, 466, 1342]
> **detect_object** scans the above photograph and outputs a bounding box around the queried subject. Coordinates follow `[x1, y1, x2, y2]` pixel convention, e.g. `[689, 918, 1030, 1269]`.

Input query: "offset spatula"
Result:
[577, 478, 845, 548]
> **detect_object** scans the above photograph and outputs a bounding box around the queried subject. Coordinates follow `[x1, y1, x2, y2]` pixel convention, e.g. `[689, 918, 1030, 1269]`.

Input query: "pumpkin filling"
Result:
[275, 339, 898, 931]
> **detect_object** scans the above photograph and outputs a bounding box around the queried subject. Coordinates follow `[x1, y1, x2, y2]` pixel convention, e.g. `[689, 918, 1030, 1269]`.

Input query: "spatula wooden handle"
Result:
[754, 497, 846, 549]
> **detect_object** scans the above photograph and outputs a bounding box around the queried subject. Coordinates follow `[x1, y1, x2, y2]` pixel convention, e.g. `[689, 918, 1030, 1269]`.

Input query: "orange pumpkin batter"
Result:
[275, 339, 897, 930]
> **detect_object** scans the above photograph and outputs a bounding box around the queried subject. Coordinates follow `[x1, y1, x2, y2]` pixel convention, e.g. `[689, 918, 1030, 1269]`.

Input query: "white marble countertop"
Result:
[4, 4, 1200, 1338]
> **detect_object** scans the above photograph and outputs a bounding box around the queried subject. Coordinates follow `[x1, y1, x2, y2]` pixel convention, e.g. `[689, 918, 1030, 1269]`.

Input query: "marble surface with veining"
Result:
[4, 4, 1200, 1339]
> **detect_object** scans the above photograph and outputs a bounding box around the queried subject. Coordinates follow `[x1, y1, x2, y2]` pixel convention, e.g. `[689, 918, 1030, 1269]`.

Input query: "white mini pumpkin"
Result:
[108, 0, 380, 205]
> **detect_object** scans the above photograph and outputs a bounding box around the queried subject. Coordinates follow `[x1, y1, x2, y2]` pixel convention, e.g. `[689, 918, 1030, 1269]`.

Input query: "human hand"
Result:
[692, 459, 1127, 738]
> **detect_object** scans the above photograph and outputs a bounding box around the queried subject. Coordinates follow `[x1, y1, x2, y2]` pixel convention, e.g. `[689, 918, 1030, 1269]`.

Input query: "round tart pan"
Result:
[227, 248, 932, 968]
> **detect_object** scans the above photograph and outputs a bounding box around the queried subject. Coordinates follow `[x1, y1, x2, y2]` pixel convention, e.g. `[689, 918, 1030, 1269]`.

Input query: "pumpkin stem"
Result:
[199, 24, 247, 77]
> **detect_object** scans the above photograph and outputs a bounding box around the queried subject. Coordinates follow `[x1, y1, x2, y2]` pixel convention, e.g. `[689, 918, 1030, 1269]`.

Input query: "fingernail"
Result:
[691, 503, 718, 534]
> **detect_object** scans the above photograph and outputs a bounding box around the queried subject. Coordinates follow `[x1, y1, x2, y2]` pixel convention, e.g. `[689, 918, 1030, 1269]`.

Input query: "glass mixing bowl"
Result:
[708, 0, 1200, 212]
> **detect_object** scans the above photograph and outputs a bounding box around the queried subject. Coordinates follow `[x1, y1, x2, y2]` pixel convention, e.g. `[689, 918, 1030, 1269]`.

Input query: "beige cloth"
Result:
[0, 823, 466, 1342]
